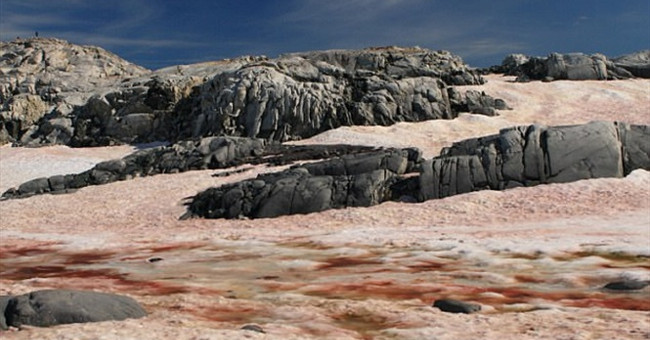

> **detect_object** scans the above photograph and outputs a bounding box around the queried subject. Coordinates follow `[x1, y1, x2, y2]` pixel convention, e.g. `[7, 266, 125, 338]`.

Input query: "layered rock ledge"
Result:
[185, 121, 650, 219]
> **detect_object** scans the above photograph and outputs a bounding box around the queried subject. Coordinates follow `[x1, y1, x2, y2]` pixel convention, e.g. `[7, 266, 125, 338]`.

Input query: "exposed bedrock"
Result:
[2, 39, 508, 146]
[487, 51, 650, 81]
[182, 148, 421, 219]
[0, 136, 383, 200]
[419, 121, 649, 200]
[0, 289, 146, 329]
[186, 121, 649, 219]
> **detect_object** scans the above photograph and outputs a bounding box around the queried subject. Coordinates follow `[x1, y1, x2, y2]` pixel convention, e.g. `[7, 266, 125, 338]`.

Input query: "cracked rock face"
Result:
[186, 121, 649, 219]
[183, 148, 419, 219]
[0, 38, 149, 144]
[419, 121, 649, 200]
[187, 48, 488, 142]
[2, 40, 505, 147]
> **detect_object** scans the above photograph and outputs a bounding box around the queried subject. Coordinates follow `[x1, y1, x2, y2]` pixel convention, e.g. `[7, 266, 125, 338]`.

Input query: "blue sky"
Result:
[1, 0, 648, 70]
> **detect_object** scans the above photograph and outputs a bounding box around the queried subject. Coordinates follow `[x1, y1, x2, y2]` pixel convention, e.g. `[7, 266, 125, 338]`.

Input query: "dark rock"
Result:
[613, 50, 650, 78]
[4, 289, 147, 328]
[420, 121, 646, 200]
[184, 121, 649, 220]
[1, 295, 12, 330]
[501, 51, 647, 81]
[184, 148, 414, 219]
[603, 280, 650, 291]
[433, 299, 481, 314]
[241, 324, 265, 333]
[5, 41, 508, 148]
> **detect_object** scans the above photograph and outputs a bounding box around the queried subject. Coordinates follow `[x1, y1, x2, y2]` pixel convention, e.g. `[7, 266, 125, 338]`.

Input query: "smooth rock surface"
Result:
[433, 299, 482, 314]
[3, 289, 147, 328]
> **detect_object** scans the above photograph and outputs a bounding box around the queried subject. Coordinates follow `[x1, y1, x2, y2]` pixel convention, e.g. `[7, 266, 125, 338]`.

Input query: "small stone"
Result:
[241, 324, 265, 333]
[603, 280, 650, 291]
[433, 299, 481, 314]
[147, 257, 163, 263]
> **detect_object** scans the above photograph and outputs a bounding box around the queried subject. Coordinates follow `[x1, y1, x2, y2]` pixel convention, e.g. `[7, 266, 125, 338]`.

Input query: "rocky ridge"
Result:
[1, 38, 506, 147]
[487, 50, 650, 82]
[184, 121, 650, 219]
[0, 38, 149, 143]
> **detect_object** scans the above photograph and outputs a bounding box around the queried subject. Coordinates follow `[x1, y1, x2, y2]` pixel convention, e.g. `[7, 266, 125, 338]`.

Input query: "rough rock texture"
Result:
[183, 148, 419, 219]
[419, 121, 650, 200]
[2, 39, 507, 147]
[0, 38, 149, 144]
[489, 52, 648, 81]
[613, 50, 650, 78]
[186, 121, 649, 219]
[0, 295, 11, 330]
[3, 289, 147, 328]
[185, 47, 493, 142]
[0, 137, 382, 199]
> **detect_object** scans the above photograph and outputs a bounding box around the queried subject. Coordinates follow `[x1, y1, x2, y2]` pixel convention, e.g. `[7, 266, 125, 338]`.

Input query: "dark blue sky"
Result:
[1, 0, 648, 70]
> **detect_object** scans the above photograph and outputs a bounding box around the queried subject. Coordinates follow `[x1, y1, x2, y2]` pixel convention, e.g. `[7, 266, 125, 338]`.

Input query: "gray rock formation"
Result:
[489, 52, 648, 81]
[613, 50, 650, 78]
[0, 295, 11, 330]
[182, 148, 420, 219]
[2, 39, 507, 147]
[419, 121, 649, 200]
[185, 121, 649, 219]
[3, 289, 147, 328]
[1, 136, 382, 200]
[183, 47, 494, 142]
[0, 38, 149, 144]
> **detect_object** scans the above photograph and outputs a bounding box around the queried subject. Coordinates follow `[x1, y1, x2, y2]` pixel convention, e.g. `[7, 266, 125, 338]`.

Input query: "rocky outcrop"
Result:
[0, 136, 381, 200]
[0, 38, 149, 144]
[183, 47, 496, 142]
[419, 121, 649, 200]
[2, 39, 507, 147]
[613, 50, 650, 78]
[185, 121, 649, 219]
[182, 148, 420, 219]
[1, 289, 146, 329]
[488, 52, 648, 81]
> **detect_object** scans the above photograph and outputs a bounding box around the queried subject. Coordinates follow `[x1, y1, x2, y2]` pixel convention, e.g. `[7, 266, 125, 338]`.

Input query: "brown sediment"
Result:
[62, 250, 118, 265]
[514, 274, 546, 284]
[194, 304, 268, 323]
[553, 251, 650, 263]
[331, 311, 404, 340]
[568, 297, 650, 311]
[147, 242, 207, 253]
[303, 280, 443, 301]
[405, 260, 448, 272]
[317, 256, 384, 270]
[278, 240, 334, 250]
[0, 243, 61, 259]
